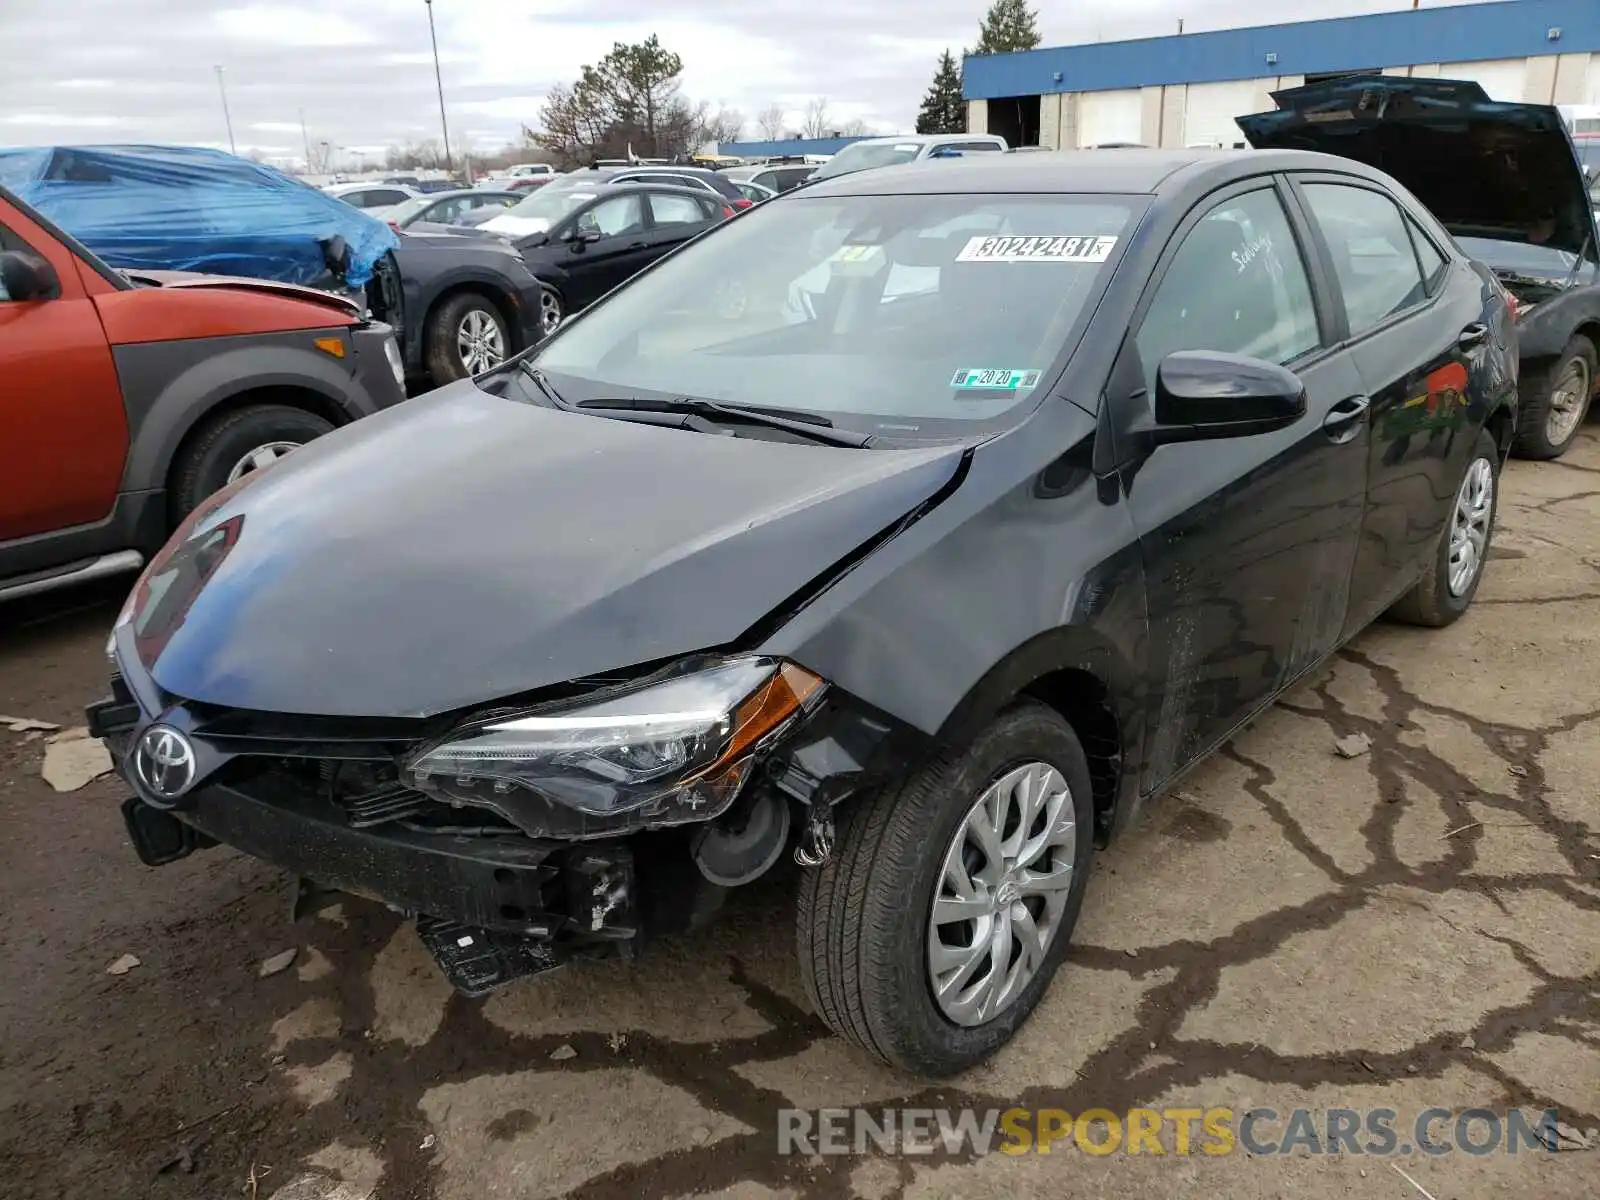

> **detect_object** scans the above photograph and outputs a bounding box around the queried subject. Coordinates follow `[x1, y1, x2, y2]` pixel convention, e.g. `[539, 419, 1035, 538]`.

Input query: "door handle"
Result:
[1322, 395, 1370, 444]
[627, 240, 648, 249]
[1458, 322, 1489, 349]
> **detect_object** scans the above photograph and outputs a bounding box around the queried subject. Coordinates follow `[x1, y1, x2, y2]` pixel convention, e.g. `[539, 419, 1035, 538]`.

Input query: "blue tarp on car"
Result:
[0, 144, 399, 288]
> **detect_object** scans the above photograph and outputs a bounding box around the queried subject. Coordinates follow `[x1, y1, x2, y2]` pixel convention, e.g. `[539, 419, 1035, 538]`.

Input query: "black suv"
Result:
[1240, 76, 1600, 459]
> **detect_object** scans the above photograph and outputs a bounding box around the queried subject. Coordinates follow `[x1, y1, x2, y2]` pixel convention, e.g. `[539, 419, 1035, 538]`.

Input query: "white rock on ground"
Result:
[41, 728, 112, 792]
[1, 714, 60, 733]
[106, 954, 141, 976]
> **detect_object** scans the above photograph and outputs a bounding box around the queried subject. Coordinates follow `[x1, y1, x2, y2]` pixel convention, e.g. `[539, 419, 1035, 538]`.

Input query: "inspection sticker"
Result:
[955, 234, 1118, 263]
[950, 368, 1042, 391]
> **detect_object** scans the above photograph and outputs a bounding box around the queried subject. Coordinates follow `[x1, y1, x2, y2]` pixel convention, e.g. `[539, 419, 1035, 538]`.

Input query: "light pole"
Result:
[214, 65, 237, 155]
[423, 0, 454, 173]
[299, 107, 313, 172]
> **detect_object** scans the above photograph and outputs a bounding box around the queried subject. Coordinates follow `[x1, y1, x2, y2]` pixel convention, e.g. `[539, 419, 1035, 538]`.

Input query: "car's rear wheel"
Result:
[1388, 426, 1500, 628]
[426, 292, 509, 383]
[169, 404, 333, 521]
[1512, 335, 1596, 460]
[796, 701, 1094, 1076]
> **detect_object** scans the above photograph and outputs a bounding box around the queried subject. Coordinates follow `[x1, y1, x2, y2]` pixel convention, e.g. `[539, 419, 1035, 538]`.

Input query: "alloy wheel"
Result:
[1447, 455, 1494, 597]
[927, 761, 1077, 1027]
[539, 289, 563, 337]
[225, 441, 301, 485]
[456, 307, 506, 374]
[1545, 356, 1591, 448]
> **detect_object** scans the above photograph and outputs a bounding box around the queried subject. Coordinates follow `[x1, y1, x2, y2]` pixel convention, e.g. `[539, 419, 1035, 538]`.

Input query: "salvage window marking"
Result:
[1137, 187, 1320, 399]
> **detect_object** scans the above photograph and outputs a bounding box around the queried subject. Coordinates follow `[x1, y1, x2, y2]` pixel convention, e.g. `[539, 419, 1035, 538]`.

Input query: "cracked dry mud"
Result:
[2, 428, 1597, 1200]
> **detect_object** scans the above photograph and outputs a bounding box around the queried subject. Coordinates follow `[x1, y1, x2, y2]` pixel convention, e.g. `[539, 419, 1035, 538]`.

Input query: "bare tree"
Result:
[838, 117, 874, 137]
[699, 106, 745, 147]
[801, 96, 831, 139]
[755, 103, 787, 140]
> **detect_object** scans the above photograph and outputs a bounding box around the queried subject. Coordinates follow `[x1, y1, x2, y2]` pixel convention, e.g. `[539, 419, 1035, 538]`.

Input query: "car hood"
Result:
[123, 382, 964, 718]
[481, 214, 552, 237]
[1237, 76, 1596, 259]
[119, 270, 363, 317]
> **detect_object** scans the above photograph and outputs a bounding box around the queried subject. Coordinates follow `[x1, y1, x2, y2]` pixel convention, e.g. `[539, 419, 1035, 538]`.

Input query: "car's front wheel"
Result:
[169, 404, 333, 522]
[1388, 426, 1500, 628]
[796, 701, 1094, 1076]
[426, 292, 509, 383]
[1513, 334, 1595, 460]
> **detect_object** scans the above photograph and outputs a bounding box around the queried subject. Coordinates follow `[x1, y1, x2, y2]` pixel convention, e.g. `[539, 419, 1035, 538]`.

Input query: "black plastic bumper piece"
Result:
[416, 915, 565, 997]
[170, 779, 562, 936]
[122, 796, 216, 866]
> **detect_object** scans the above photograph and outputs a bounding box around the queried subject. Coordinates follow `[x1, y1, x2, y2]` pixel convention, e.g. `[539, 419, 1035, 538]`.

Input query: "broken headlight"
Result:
[406, 658, 825, 832]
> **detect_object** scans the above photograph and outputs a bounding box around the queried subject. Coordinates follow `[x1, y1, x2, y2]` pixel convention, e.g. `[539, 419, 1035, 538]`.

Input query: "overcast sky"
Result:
[1, 0, 1494, 161]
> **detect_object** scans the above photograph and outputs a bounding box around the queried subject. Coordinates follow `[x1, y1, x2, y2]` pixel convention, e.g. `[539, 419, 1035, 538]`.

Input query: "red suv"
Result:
[0, 184, 407, 603]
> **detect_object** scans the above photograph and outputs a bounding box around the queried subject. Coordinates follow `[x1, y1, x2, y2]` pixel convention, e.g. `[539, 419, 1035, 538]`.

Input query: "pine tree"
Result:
[972, 0, 1042, 56]
[915, 50, 967, 135]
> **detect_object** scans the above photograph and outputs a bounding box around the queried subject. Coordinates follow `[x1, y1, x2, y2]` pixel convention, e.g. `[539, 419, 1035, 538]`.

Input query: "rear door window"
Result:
[1299, 183, 1428, 335]
[649, 192, 712, 227]
[1406, 218, 1449, 294]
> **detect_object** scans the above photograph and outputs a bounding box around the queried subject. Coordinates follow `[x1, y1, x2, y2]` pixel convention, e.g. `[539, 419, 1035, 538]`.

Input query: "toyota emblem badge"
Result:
[134, 724, 196, 802]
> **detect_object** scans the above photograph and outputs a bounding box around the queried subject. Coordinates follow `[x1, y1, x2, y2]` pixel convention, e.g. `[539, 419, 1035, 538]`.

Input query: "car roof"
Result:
[328, 181, 414, 194]
[421, 188, 512, 201]
[799, 147, 1393, 197]
[577, 182, 724, 198]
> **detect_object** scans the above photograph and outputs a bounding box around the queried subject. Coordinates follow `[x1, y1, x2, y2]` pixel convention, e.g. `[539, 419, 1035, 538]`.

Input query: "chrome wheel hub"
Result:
[539, 289, 562, 337]
[457, 308, 506, 374]
[927, 761, 1077, 1028]
[225, 441, 300, 484]
[1447, 455, 1494, 597]
[1545, 356, 1591, 447]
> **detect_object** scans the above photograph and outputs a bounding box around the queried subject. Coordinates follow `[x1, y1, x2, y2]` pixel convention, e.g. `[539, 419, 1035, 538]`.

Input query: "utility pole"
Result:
[423, 0, 454, 172]
[299, 107, 313, 172]
[214, 66, 237, 155]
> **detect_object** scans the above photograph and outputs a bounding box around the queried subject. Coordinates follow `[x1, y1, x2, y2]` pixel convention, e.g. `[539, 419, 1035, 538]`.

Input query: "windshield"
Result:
[386, 196, 433, 224]
[530, 192, 1139, 436]
[501, 177, 604, 218]
[491, 186, 603, 227]
[812, 142, 925, 180]
[1456, 236, 1581, 278]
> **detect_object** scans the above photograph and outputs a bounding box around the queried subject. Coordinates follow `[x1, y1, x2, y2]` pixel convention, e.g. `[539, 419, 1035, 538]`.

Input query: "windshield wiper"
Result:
[519, 362, 573, 410]
[576, 396, 873, 447]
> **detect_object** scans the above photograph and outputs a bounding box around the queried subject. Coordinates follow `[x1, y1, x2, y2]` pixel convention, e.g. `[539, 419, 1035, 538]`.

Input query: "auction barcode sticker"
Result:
[955, 235, 1118, 263]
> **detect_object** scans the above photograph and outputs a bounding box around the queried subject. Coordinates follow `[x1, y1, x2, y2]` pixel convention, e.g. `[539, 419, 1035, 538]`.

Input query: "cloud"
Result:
[0, 0, 1502, 160]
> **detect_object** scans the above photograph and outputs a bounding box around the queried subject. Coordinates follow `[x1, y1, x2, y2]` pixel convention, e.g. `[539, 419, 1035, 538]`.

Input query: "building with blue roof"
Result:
[961, 0, 1600, 149]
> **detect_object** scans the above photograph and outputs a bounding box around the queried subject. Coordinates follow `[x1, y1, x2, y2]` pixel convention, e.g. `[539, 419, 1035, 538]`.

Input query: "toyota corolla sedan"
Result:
[95, 149, 1516, 1077]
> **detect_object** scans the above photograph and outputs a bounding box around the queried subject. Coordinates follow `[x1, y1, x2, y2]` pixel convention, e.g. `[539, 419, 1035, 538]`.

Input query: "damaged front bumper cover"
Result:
[115, 774, 636, 995]
[90, 660, 927, 998]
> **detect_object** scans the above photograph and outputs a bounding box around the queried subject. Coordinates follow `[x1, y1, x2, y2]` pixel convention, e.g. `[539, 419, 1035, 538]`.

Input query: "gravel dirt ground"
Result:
[1, 429, 1597, 1200]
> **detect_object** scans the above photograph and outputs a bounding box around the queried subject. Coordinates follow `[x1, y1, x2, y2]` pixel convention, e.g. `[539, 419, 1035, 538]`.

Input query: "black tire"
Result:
[425, 292, 510, 384]
[1388, 427, 1500, 628]
[169, 404, 332, 521]
[796, 701, 1095, 1076]
[1511, 335, 1596, 460]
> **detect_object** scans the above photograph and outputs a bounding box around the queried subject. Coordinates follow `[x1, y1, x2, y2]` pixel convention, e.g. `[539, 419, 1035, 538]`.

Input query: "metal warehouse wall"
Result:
[962, 0, 1600, 99]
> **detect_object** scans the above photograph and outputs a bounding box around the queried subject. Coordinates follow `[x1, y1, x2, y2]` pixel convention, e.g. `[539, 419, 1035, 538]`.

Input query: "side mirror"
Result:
[566, 227, 602, 246]
[1148, 350, 1306, 444]
[0, 250, 60, 302]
